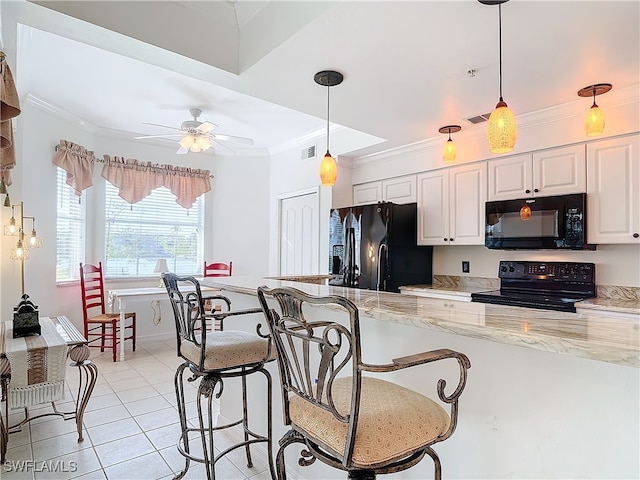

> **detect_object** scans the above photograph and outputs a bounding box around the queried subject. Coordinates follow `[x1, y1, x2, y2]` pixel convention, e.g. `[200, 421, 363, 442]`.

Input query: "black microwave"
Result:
[485, 193, 595, 250]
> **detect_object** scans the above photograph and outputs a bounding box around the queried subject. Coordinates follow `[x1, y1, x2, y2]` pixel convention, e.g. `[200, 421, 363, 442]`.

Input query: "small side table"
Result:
[0, 315, 98, 463]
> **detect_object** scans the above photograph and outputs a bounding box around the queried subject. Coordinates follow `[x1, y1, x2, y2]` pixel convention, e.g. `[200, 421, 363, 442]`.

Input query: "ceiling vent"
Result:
[466, 112, 493, 124]
[301, 144, 316, 160]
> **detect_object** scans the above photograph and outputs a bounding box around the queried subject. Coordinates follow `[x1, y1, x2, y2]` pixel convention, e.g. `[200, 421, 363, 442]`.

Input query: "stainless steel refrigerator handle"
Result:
[376, 242, 387, 290]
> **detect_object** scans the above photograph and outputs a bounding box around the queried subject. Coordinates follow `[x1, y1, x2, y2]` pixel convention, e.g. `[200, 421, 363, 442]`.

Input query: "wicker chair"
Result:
[162, 273, 275, 479]
[257, 286, 471, 480]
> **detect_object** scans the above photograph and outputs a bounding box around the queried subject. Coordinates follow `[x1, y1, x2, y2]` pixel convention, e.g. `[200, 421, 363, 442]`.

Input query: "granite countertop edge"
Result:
[200, 276, 640, 368]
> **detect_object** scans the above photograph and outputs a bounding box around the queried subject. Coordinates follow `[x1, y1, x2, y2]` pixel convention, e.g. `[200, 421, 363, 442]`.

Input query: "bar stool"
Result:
[162, 273, 275, 479]
[257, 285, 471, 480]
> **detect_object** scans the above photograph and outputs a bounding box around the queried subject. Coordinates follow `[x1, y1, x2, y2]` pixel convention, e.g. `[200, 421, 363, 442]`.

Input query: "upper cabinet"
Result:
[353, 175, 416, 205]
[587, 134, 639, 244]
[417, 163, 487, 246]
[488, 145, 586, 201]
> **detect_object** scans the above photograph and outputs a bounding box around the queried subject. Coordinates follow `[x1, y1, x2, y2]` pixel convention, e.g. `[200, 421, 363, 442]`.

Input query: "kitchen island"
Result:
[200, 276, 639, 479]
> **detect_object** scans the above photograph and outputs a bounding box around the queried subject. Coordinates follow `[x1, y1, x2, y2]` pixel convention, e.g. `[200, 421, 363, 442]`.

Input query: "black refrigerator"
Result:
[328, 202, 433, 292]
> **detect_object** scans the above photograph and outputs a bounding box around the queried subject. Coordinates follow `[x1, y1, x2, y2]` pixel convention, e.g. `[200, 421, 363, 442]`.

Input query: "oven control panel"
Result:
[498, 261, 595, 283]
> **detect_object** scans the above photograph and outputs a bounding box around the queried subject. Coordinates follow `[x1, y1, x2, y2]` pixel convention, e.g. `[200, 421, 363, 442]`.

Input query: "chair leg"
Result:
[111, 320, 117, 362]
[425, 446, 442, 480]
[241, 371, 254, 468]
[100, 324, 106, 352]
[173, 363, 190, 480]
[131, 314, 136, 351]
[197, 376, 219, 480]
[275, 429, 308, 480]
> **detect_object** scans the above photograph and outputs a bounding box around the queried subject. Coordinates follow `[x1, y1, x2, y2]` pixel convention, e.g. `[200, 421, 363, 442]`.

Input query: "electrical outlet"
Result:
[462, 261, 470, 273]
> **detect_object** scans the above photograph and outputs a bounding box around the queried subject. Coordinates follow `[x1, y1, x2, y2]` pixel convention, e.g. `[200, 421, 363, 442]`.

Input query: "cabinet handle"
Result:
[534, 188, 539, 193]
[449, 238, 454, 241]
[525, 189, 531, 194]
[444, 238, 448, 242]
[634, 233, 639, 238]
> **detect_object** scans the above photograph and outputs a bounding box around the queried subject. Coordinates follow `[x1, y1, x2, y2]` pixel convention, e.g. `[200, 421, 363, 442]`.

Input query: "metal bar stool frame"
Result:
[163, 274, 276, 480]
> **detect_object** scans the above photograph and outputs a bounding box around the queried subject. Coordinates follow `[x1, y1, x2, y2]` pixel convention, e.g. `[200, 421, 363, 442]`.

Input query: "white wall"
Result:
[0, 99, 271, 339]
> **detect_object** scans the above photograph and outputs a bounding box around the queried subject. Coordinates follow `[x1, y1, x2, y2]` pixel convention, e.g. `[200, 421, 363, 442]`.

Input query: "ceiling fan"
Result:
[134, 108, 254, 154]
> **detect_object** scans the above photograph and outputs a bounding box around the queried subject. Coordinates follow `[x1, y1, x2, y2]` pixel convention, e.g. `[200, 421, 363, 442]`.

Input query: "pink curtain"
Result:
[53, 140, 97, 196]
[101, 155, 211, 208]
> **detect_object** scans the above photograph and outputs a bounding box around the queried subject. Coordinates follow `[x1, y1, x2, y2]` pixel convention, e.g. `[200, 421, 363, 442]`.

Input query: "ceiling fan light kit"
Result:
[578, 83, 612, 137]
[136, 107, 253, 154]
[315, 70, 344, 187]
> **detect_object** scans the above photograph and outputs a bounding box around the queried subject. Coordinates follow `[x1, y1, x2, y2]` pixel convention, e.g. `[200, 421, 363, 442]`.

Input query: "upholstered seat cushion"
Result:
[180, 330, 273, 371]
[289, 376, 450, 468]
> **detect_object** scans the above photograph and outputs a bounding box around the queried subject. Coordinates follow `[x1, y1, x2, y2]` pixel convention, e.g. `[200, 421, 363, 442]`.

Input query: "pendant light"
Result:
[480, 0, 517, 154]
[439, 125, 461, 163]
[578, 83, 612, 137]
[314, 70, 344, 186]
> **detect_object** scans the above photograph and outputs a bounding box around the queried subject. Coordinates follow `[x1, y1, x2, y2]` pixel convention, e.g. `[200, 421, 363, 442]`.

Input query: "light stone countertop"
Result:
[200, 276, 640, 368]
[399, 284, 493, 297]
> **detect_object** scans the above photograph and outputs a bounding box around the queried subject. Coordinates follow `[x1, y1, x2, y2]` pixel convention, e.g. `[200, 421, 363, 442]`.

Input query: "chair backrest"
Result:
[257, 285, 362, 462]
[79, 262, 107, 322]
[161, 273, 208, 366]
[204, 261, 232, 277]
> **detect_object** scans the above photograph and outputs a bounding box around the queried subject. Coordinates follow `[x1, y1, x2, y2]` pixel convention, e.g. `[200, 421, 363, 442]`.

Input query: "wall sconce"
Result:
[480, 0, 517, 154]
[3, 201, 43, 295]
[577, 83, 612, 137]
[315, 70, 344, 186]
[439, 125, 461, 163]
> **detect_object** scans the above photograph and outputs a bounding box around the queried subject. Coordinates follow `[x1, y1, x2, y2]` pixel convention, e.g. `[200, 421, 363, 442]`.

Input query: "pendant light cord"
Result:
[498, 3, 503, 101]
[326, 82, 331, 154]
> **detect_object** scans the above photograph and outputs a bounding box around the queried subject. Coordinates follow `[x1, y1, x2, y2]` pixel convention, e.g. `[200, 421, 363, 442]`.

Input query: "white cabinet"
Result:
[488, 145, 586, 201]
[417, 163, 487, 246]
[586, 134, 640, 244]
[353, 175, 416, 205]
[353, 182, 381, 205]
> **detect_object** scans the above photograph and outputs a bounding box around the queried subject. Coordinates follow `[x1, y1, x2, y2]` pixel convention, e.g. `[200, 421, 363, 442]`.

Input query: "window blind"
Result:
[56, 167, 86, 282]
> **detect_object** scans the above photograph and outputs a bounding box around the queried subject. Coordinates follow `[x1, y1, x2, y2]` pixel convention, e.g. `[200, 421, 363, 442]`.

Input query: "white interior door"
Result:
[279, 192, 319, 275]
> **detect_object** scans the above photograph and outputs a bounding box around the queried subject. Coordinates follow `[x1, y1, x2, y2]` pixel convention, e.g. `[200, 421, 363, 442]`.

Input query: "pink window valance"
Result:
[101, 155, 211, 208]
[53, 140, 97, 196]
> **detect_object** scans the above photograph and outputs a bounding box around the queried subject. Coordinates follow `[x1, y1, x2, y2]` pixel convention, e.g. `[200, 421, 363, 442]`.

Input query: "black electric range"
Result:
[471, 261, 596, 313]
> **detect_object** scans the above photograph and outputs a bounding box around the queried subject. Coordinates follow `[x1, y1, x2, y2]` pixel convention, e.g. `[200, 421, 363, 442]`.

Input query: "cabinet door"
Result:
[587, 135, 640, 244]
[449, 163, 487, 245]
[382, 175, 416, 204]
[487, 154, 532, 201]
[417, 170, 450, 245]
[353, 182, 382, 205]
[533, 145, 586, 196]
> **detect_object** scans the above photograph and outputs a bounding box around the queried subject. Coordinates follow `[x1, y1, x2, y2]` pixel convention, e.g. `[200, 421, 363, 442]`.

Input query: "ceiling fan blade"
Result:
[142, 122, 183, 131]
[196, 121, 217, 133]
[176, 145, 189, 155]
[213, 133, 254, 145]
[134, 134, 184, 139]
[212, 140, 235, 154]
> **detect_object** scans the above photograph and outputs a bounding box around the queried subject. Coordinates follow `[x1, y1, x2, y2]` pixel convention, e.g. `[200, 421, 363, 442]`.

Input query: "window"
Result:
[56, 168, 86, 282]
[104, 183, 204, 277]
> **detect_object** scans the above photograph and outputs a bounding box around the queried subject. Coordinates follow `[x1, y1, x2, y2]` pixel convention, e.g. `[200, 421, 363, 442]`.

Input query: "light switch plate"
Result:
[462, 261, 470, 273]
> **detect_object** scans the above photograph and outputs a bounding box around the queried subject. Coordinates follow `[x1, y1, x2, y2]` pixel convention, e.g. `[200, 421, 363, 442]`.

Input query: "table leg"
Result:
[119, 298, 126, 362]
[1, 377, 8, 464]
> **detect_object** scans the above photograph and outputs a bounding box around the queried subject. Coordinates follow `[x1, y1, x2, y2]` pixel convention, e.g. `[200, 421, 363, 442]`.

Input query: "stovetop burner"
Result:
[471, 261, 596, 313]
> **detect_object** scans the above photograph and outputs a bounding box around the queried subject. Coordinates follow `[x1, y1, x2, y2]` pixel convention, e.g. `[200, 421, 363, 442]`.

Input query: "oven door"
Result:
[484, 193, 587, 249]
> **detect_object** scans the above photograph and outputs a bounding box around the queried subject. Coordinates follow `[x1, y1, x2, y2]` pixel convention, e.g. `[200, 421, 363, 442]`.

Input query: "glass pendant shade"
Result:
[443, 139, 457, 163]
[319, 151, 338, 186]
[585, 103, 605, 136]
[487, 100, 517, 153]
[179, 135, 195, 149]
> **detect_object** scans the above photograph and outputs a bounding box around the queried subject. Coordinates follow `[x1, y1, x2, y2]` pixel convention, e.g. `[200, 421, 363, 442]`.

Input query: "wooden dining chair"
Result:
[203, 261, 232, 277]
[79, 262, 136, 362]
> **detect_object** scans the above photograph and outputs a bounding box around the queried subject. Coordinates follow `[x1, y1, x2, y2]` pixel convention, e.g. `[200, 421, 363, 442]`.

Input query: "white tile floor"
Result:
[1, 338, 274, 480]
